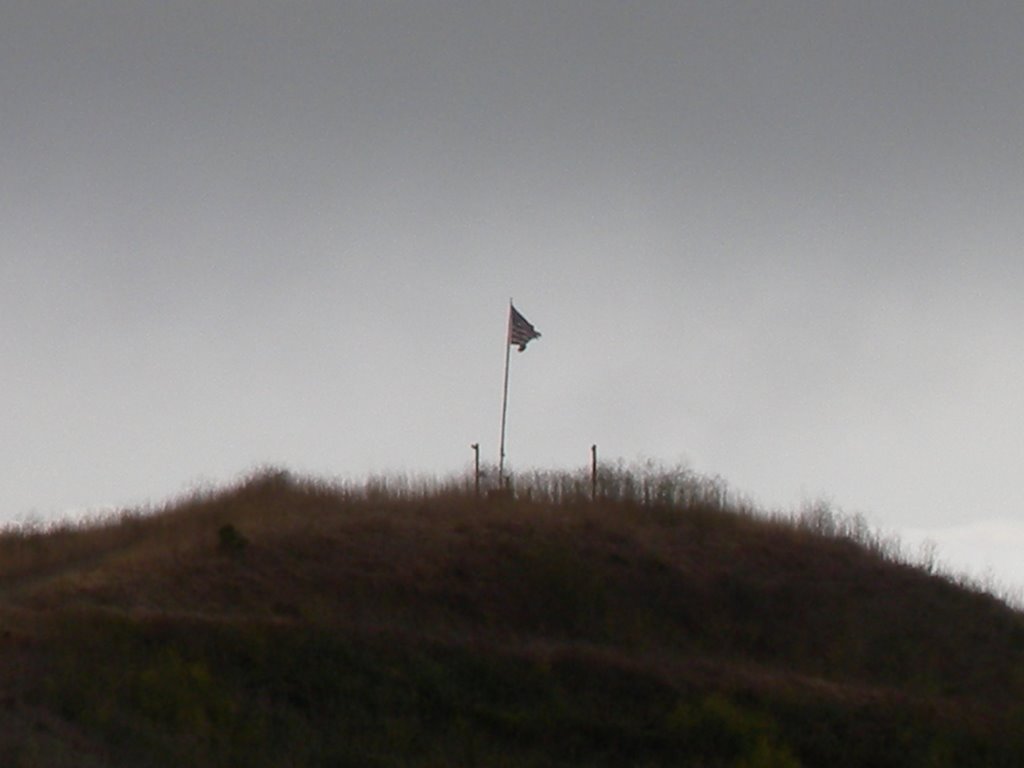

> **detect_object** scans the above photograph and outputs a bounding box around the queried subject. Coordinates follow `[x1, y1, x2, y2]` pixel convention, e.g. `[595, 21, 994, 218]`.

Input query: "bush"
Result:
[217, 524, 248, 557]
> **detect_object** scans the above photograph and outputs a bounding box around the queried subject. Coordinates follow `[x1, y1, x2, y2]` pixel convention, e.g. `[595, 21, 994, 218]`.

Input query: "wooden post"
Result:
[591, 444, 598, 502]
[470, 443, 480, 499]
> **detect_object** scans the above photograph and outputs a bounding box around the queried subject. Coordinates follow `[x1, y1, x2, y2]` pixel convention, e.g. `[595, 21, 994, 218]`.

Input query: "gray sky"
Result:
[2, 2, 1023, 586]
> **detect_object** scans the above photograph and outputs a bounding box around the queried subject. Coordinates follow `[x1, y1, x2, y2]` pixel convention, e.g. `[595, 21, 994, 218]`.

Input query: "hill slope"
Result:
[0, 469, 1021, 766]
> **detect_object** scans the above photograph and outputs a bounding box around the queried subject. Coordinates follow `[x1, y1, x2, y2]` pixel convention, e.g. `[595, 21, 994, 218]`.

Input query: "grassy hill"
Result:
[0, 467, 1021, 766]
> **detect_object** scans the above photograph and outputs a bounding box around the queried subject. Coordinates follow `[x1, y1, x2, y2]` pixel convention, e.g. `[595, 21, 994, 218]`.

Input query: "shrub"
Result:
[217, 524, 248, 557]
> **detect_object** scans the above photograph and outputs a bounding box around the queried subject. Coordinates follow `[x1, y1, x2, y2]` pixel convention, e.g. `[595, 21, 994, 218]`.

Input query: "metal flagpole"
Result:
[498, 299, 513, 486]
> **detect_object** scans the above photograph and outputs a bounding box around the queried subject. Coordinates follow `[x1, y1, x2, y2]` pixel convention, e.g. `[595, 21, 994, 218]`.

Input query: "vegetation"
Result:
[0, 465, 1019, 765]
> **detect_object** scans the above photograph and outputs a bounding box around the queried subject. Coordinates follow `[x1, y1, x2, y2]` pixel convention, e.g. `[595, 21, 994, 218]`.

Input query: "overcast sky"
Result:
[2, 2, 1023, 588]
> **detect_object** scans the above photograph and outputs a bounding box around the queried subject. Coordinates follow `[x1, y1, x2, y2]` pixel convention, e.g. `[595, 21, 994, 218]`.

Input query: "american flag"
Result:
[509, 305, 541, 352]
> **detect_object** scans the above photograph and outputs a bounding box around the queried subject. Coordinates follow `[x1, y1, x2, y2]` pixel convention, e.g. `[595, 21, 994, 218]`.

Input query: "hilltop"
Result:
[0, 467, 1021, 766]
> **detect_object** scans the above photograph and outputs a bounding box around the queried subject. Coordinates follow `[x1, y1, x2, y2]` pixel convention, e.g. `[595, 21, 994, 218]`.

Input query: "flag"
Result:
[509, 304, 541, 352]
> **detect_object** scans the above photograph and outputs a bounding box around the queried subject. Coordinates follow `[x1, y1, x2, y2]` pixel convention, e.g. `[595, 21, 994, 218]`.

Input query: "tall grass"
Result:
[0, 461, 1017, 610]
[0, 462, 1021, 766]
[329, 459, 1023, 611]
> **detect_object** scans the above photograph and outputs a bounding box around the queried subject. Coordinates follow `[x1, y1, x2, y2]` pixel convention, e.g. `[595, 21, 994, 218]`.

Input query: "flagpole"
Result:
[498, 299, 513, 486]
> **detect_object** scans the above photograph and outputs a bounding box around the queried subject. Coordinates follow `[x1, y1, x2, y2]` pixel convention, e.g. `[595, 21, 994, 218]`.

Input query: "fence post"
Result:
[591, 444, 598, 502]
[470, 443, 480, 499]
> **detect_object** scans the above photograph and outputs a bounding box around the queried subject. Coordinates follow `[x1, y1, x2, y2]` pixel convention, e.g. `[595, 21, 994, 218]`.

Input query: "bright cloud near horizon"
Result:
[2, 3, 1023, 589]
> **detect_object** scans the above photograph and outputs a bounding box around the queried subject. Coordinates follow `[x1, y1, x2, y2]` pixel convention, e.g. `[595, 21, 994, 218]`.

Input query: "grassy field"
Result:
[0, 466, 1020, 766]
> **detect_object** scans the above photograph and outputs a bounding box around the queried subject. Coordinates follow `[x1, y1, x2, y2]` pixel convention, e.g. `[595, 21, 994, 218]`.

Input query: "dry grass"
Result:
[0, 465, 1021, 765]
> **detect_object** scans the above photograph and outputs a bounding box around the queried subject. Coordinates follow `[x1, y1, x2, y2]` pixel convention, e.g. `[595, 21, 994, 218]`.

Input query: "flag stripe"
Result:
[509, 305, 541, 351]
